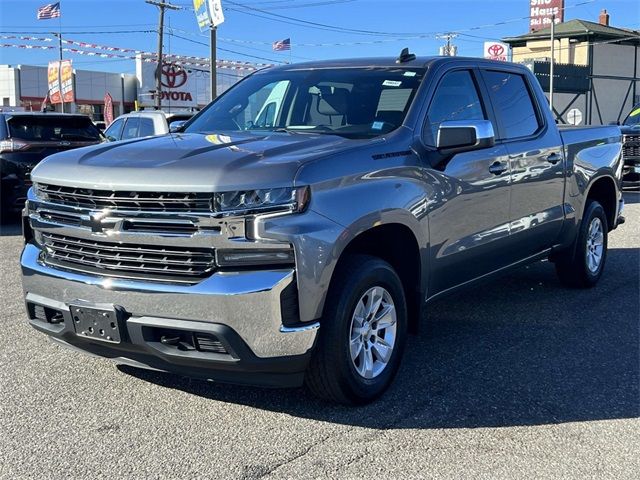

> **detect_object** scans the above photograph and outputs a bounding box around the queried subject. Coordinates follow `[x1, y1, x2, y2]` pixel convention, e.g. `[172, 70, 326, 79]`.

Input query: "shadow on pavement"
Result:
[118, 246, 638, 429]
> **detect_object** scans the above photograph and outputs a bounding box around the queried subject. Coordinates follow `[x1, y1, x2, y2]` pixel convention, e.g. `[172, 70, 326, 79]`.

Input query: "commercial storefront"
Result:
[0, 57, 259, 121]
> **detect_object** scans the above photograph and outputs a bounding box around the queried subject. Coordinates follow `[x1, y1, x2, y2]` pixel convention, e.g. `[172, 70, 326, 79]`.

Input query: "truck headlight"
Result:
[213, 186, 309, 214]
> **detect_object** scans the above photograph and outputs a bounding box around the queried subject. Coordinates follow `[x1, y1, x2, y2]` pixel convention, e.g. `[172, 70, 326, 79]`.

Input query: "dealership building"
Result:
[0, 55, 259, 120]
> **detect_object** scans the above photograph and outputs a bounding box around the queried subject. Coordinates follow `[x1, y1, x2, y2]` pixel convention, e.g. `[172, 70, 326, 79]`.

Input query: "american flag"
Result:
[37, 2, 61, 20]
[272, 38, 291, 52]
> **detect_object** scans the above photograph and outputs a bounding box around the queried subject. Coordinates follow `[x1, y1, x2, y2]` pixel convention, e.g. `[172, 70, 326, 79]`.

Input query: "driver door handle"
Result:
[488, 161, 508, 175]
[546, 152, 563, 164]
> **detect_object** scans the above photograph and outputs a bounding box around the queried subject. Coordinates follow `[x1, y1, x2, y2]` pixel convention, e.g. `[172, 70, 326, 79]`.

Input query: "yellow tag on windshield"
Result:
[630, 107, 640, 117]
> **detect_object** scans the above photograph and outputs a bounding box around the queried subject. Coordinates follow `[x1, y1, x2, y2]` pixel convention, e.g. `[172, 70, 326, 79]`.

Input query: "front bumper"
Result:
[21, 243, 319, 387]
[622, 159, 640, 189]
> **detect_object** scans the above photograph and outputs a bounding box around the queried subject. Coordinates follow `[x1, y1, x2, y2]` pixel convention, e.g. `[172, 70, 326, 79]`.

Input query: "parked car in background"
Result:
[104, 111, 194, 141]
[621, 103, 640, 189]
[1, 112, 103, 221]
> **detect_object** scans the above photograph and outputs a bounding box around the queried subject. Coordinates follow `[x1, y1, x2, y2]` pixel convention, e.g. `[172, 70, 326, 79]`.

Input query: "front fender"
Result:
[256, 168, 431, 323]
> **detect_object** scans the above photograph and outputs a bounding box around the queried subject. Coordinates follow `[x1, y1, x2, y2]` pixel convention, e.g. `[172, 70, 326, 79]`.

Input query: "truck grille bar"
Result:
[36, 184, 213, 212]
[41, 232, 216, 283]
[623, 135, 640, 160]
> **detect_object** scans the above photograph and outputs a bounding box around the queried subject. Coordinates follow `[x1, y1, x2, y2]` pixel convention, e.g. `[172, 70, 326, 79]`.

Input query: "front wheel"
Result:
[305, 255, 408, 405]
[555, 200, 608, 288]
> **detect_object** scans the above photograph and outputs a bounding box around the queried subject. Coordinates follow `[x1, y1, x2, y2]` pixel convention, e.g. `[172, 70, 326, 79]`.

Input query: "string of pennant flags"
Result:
[0, 42, 269, 70]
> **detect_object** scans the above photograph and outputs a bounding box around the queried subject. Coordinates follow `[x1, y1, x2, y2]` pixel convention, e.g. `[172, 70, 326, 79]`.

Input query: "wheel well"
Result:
[337, 224, 422, 333]
[586, 177, 617, 231]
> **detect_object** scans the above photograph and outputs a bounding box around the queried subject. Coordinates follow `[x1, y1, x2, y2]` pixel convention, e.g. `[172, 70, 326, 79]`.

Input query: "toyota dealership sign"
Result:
[137, 55, 208, 108]
[484, 42, 510, 62]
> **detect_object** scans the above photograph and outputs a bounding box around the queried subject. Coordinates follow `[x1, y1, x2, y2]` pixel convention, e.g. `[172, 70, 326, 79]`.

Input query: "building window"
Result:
[77, 104, 105, 121]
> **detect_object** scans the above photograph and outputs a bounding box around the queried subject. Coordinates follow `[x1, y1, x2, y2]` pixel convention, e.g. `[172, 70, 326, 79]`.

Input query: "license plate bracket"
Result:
[70, 305, 122, 343]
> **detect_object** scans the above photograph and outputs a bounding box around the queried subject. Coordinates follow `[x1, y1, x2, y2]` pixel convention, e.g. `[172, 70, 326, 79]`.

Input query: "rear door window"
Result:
[7, 115, 102, 142]
[121, 117, 140, 140]
[138, 118, 155, 137]
[482, 70, 541, 140]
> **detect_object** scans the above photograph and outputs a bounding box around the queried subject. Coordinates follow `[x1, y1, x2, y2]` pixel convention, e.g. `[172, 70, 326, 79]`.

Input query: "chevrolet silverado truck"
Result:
[21, 54, 624, 405]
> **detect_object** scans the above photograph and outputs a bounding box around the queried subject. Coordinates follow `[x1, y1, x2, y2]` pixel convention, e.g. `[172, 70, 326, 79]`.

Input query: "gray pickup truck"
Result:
[21, 54, 624, 404]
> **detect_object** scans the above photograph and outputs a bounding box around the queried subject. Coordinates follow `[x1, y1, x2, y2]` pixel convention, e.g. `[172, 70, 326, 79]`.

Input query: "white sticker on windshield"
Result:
[372, 121, 384, 130]
[403, 71, 417, 77]
[382, 80, 402, 87]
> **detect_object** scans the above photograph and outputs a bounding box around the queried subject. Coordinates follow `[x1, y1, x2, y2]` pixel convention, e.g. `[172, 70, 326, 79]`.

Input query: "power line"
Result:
[225, 0, 418, 36]
[167, 31, 285, 63]
[224, 0, 601, 40]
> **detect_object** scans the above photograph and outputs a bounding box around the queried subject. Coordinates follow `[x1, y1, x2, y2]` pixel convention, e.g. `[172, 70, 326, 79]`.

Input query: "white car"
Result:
[104, 111, 193, 141]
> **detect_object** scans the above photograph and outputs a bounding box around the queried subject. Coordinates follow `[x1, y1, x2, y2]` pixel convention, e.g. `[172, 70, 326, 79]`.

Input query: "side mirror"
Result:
[169, 121, 186, 133]
[106, 136, 117, 142]
[436, 120, 495, 154]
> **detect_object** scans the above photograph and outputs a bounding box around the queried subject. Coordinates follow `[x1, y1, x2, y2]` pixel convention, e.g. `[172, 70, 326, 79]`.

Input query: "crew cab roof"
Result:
[257, 56, 528, 73]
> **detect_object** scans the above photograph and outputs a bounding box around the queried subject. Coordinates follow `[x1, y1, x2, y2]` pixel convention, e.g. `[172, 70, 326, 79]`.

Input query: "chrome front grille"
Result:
[41, 232, 216, 283]
[623, 135, 640, 160]
[36, 184, 212, 212]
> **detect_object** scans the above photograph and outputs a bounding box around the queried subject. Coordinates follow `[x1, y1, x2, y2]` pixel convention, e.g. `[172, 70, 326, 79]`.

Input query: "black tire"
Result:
[305, 254, 408, 405]
[555, 200, 608, 288]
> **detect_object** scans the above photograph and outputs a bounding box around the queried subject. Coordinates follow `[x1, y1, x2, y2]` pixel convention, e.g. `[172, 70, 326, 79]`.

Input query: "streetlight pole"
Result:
[549, 14, 555, 119]
[210, 26, 217, 101]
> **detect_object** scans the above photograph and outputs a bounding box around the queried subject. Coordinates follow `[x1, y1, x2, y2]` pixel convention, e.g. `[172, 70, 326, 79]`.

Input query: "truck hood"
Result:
[620, 125, 640, 135]
[31, 132, 366, 191]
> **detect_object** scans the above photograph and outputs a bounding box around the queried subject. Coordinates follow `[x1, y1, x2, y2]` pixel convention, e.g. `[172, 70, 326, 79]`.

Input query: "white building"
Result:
[0, 57, 261, 120]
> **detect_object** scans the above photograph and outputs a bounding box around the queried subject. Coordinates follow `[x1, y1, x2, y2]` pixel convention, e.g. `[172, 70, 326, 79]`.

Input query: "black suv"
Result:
[0, 112, 103, 221]
[621, 103, 640, 189]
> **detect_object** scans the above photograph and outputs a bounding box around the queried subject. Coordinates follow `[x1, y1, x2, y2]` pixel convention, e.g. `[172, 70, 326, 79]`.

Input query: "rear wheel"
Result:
[305, 255, 407, 405]
[555, 200, 608, 288]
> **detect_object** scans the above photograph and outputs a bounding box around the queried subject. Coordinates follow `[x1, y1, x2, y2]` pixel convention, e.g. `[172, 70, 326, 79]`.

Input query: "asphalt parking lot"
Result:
[1, 193, 638, 480]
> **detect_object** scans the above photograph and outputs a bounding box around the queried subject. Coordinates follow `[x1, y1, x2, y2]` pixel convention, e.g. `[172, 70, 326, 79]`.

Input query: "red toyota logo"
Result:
[160, 63, 187, 89]
[488, 44, 505, 56]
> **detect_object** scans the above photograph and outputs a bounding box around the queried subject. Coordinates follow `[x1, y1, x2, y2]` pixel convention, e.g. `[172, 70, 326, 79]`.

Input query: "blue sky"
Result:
[0, 0, 638, 73]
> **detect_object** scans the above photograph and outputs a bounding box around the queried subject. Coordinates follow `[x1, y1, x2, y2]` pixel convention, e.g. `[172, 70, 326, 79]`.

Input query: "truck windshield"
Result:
[185, 67, 426, 139]
[624, 106, 640, 126]
[7, 115, 103, 142]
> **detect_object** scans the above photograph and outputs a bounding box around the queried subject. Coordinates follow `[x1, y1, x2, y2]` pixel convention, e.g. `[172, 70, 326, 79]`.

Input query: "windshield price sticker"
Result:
[382, 80, 402, 87]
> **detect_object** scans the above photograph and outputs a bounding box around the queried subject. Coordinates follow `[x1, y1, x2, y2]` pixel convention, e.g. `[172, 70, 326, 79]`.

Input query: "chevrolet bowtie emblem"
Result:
[83, 213, 106, 233]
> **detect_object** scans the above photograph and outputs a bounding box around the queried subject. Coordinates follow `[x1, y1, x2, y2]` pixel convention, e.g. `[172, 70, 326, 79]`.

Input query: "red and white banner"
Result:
[60, 59, 74, 103]
[47, 60, 61, 103]
[104, 93, 114, 126]
[47, 59, 74, 104]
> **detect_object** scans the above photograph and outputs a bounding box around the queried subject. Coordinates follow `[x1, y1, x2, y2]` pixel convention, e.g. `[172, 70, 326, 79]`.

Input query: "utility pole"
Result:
[210, 26, 217, 101]
[437, 33, 458, 56]
[146, 0, 179, 110]
[549, 14, 555, 118]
